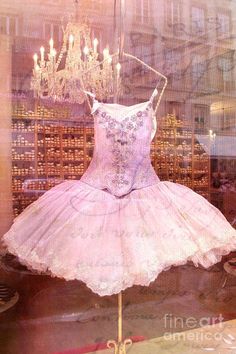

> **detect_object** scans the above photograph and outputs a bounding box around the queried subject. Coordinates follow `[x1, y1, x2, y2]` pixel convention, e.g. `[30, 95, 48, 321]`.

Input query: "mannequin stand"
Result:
[107, 291, 132, 353]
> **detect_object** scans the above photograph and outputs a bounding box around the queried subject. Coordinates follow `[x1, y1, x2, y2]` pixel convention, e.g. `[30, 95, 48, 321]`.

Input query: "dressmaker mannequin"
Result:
[79, 51, 168, 354]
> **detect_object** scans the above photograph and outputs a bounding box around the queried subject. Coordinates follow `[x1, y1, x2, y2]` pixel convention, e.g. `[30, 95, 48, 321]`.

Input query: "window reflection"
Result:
[0, 0, 235, 225]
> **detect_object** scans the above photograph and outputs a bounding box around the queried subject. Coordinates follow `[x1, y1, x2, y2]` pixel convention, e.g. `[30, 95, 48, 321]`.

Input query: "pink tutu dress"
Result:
[2, 89, 236, 296]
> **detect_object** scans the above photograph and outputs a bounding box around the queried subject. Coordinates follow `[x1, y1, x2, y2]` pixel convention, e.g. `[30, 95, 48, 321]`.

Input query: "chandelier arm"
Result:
[81, 51, 119, 77]
[82, 50, 168, 115]
[80, 51, 120, 113]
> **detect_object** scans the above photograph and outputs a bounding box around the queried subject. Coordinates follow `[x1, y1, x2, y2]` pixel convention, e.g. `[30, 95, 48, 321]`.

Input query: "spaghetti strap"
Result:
[83, 88, 158, 114]
[150, 88, 158, 103]
[83, 90, 100, 114]
[83, 90, 97, 102]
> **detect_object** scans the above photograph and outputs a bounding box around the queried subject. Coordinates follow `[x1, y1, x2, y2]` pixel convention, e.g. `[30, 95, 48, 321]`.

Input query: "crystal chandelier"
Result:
[30, 20, 121, 104]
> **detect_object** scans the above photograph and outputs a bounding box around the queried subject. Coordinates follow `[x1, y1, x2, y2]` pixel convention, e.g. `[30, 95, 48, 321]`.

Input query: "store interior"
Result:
[0, 0, 236, 353]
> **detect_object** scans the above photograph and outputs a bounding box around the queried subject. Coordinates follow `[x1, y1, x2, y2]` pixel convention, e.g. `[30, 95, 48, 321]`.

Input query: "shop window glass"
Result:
[191, 6, 205, 34]
[217, 12, 230, 36]
[1, 4, 236, 351]
[165, 0, 182, 30]
[135, 0, 150, 24]
[192, 54, 207, 89]
[0, 16, 18, 36]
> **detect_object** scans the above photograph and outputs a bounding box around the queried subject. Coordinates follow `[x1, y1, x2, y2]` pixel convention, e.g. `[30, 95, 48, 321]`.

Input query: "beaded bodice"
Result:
[80, 89, 160, 197]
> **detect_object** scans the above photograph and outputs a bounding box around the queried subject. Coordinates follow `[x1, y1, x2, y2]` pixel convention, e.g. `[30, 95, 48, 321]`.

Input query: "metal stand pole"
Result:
[107, 291, 132, 353]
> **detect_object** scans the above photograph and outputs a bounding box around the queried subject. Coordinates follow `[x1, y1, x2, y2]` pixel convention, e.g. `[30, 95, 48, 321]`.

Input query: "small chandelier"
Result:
[30, 20, 120, 104]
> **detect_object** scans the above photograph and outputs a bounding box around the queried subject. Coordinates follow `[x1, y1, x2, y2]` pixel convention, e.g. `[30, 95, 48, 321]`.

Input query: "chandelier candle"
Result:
[40, 46, 45, 63]
[49, 38, 54, 56]
[93, 38, 98, 54]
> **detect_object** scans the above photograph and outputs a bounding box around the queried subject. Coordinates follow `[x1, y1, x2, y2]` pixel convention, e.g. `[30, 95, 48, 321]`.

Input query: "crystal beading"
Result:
[80, 91, 160, 197]
[95, 103, 152, 189]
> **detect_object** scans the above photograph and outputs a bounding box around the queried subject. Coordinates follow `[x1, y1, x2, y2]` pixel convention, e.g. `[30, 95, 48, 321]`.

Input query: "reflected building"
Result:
[150, 0, 236, 134]
[0, 0, 236, 133]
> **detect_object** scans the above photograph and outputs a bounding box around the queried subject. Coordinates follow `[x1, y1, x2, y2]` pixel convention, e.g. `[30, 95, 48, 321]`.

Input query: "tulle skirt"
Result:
[1, 180, 236, 296]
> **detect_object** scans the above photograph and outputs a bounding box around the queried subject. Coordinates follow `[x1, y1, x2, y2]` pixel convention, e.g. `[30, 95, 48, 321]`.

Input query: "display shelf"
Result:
[12, 106, 210, 216]
[11, 100, 94, 216]
[152, 113, 210, 200]
[12, 100, 70, 120]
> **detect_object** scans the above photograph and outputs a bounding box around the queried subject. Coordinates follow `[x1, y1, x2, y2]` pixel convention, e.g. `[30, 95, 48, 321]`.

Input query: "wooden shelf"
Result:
[152, 113, 210, 200]
[11, 102, 94, 216]
[12, 108, 211, 216]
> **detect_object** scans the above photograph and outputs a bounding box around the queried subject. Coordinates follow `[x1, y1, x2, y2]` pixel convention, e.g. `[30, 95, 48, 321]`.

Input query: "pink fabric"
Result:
[1, 91, 236, 296]
[81, 92, 159, 197]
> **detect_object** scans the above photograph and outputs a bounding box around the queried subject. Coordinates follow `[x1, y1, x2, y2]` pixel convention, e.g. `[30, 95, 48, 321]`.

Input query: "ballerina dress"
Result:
[1, 88, 236, 297]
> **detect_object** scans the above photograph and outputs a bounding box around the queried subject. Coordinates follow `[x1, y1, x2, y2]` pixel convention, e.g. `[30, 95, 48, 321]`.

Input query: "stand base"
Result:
[106, 291, 133, 353]
[107, 338, 132, 354]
